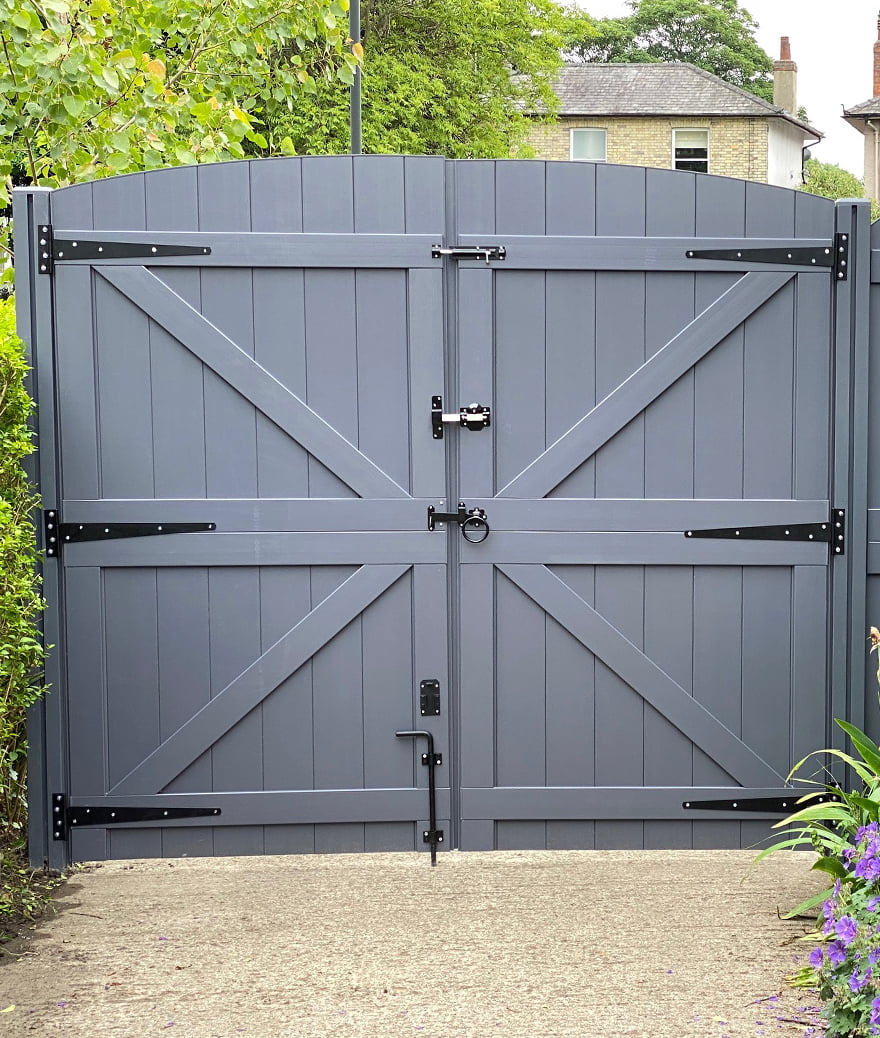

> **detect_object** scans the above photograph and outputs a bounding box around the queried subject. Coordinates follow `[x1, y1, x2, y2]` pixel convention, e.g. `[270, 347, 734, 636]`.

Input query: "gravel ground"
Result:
[0, 849, 827, 1038]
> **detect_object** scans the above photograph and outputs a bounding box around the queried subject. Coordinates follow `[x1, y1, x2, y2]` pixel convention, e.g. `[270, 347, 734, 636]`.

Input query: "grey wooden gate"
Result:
[14, 157, 868, 866]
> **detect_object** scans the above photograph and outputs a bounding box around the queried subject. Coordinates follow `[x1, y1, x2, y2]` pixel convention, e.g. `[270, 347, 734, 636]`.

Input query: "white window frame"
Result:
[673, 128, 709, 173]
[570, 128, 607, 163]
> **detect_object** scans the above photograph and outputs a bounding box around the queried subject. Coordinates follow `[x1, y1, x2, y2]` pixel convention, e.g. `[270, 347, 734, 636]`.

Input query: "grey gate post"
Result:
[12, 187, 67, 870]
[831, 199, 871, 749]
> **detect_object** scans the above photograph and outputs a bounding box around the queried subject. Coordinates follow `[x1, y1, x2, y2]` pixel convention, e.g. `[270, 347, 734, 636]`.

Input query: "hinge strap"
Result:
[686, 233, 848, 280]
[684, 509, 845, 555]
[44, 512, 216, 557]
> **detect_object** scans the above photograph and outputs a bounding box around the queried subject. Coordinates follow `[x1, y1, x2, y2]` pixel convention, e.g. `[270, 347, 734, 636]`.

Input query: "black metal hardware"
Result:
[395, 731, 443, 865]
[682, 792, 840, 814]
[37, 225, 211, 274]
[431, 396, 491, 439]
[52, 793, 221, 841]
[431, 244, 506, 264]
[684, 509, 845, 555]
[685, 233, 849, 281]
[427, 502, 490, 542]
[43, 511, 216, 557]
[420, 679, 441, 716]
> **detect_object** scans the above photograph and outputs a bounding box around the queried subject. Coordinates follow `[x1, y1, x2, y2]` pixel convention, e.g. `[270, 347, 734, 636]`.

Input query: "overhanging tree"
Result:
[256, 0, 591, 158]
[569, 0, 773, 101]
[0, 0, 359, 270]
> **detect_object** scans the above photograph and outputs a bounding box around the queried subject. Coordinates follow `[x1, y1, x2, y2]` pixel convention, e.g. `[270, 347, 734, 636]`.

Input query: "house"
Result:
[842, 15, 880, 202]
[527, 39, 821, 189]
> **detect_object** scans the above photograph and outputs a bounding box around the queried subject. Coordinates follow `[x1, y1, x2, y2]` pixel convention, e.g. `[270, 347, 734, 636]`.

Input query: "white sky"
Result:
[571, 0, 879, 176]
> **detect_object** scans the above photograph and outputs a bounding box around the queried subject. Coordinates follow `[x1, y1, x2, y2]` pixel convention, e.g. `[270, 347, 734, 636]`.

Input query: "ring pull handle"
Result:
[462, 510, 489, 543]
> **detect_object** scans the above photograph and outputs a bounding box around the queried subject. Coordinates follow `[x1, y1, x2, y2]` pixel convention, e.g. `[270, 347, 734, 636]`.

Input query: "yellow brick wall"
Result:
[526, 117, 769, 182]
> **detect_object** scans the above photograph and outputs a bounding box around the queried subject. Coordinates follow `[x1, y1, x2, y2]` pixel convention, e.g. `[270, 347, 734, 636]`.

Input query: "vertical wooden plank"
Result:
[496, 822, 547, 849]
[644, 568, 694, 786]
[251, 159, 310, 500]
[354, 156, 405, 232]
[545, 271, 597, 499]
[70, 830, 109, 862]
[595, 165, 646, 237]
[55, 266, 100, 500]
[457, 269, 494, 500]
[692, 567, 743, 788]
[303, 269, 359, 498]
[261, 569, 315, 792]
[458, 564, 495, 789]
[197, 162, 258, 499]
[311, 567, 366, 802]
[454, 162, 496, 234]
[546, 821, 595, 849]
[545, 614, 594, 790]
[264, 826, 316, 855]
[793, 273, 832, 501]
[595, 820, 644, 850]
[66, 569, 106, 798]
[593, 567, 645, 850]
[362, 571, 413, 790]
[160, 569, 212, 795]
[314, 824, 365, 854]
[494, 161, 545, 235]
[546, 162, 596, 237]
[364, 824, 414, 852]
[794, 191, 833, 239]
[214, 827, 266, 856]
[356, 271, 411, 492]
[745, 182, 796, 239]
[145, 166, 206, 499]
[495, 271, 546, 491]
[791, 566, 828, 766]
[592, 170, 647, 848]
[162, 827, 214, 858]
[742, 569, 792, 779]
[301, 156, 354, 232]
[108, 829, 162, 859]
[692, 822, 742, 850]
[644, 821, 693, 850]
[743, 279, 795, 499]
[208, 568, 264, 808]
[94, 276, 154, 497]
[696, 177, 745, 238]
[495, 572, 546, 788]
[403, 156, 445, 234]
[104, 570, 159, 790]
[646, 168, 696, 238]
[408, 269, 446, 499]
[249, 157, 303, 233]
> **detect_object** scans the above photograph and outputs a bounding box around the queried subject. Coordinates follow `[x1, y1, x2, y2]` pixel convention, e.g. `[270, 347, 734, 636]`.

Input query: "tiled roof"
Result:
[843, 96, 880, 117]
[547, 63, 820, 136]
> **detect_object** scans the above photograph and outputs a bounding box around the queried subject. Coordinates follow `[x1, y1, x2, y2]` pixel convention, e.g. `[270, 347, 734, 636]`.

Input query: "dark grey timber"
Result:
[17, 157, 867, 860]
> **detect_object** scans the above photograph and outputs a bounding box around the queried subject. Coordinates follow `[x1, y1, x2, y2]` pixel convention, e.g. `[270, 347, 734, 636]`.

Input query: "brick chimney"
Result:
[773, 37, 797, 114]
[874, 11, 880, 96]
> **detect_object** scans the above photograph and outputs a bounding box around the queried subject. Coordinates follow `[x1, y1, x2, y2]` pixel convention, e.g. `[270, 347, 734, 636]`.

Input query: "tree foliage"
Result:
[568, 0, 773, 101]
[0, 297, 46, 843]
[0, 0, 359, 266]
[256, 0, 590, 158]
[801, 159, 880, 222]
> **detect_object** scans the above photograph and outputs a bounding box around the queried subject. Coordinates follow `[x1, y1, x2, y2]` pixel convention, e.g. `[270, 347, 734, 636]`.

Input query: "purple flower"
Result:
[851, 970, 869, 992]
[857, 857, 880, 882]
[828, 941, 847, 967]
[809, 947, 824, 968]
[871, 996, 880, 1026]
[871, 949, 880, 967]
[836, 916, 858, 946]
[870, 897, 880, 912]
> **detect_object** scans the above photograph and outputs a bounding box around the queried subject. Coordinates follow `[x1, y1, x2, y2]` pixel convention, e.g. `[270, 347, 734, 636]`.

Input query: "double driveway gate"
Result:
[14, 156, 871, 866]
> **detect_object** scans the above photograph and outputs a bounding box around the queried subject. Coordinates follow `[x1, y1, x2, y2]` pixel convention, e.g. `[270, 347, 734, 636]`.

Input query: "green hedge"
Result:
[0, 296, 46, 845]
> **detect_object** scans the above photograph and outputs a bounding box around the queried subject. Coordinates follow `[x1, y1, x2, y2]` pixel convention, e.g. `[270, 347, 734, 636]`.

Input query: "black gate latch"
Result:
[395, 731, 444, 866]
[427, 502, 490, 542]
[432, 396, 491, 438]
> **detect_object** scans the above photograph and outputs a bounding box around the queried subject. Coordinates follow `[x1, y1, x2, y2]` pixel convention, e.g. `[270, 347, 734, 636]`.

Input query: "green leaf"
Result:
[837, 719, 880, 775]
[62, 96, 86, 118]
[781, 886, 834, 920]
[810, 856, 847, 879]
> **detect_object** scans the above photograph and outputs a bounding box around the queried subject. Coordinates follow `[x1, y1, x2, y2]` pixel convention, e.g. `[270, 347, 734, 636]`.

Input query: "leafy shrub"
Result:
[0, 296, 46, 844]
[759, 630, 880, 1035]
